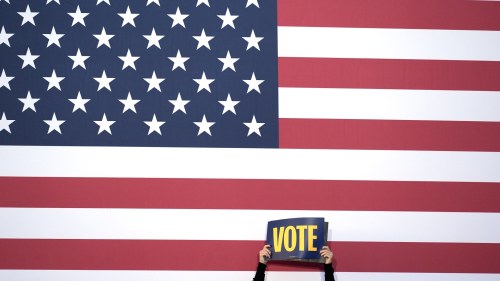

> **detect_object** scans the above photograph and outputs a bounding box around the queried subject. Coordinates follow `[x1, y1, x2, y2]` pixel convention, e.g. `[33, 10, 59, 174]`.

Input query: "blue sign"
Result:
[266, 217, 326, 261]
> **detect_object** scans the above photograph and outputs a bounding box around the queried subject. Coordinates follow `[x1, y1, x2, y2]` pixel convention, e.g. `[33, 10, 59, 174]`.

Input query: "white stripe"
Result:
[1, 208, 499, 243]
[279, 87, 500, 122]
[2, 270, 500, 281]
[278, 26, 500, 61]
[1, 146, 500, 183]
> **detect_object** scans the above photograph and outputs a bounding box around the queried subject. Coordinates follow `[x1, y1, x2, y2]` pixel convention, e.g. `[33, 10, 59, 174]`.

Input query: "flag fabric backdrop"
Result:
[1, 0, 500, 280]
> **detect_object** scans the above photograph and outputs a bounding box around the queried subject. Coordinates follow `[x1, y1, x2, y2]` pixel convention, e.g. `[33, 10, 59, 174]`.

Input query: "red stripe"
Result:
[1, 177, 500, 212]
[1, 239, 499, 273]
[278, 0, 500, 31]
[280, 118, 500, 152]
[279, 58, 500, 91]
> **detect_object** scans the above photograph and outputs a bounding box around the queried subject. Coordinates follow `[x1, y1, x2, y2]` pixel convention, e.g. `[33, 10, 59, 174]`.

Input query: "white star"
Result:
[144, 71, 164, 92]
[144, 114, 165, 135]
[194, 115, 215, 136]
[196, 0, 210, 7]
[168, 50, 189, 71]
[46, 0, 60, 4]
[44, 113, 65, 134]
[18, 48, 39, 69]
[119, 92, 140, 113]
[193, 29, 214, 50]
[96, 0, 110, 5]
[168, 7, 188, 28]
[0, 26, 14, 47]
[1, 0, 11, 3]
[146, 0, 160, 6]
[218, 51, 239, 72]
[169, 93, 190, 114]
[94, 113, 115, 135]
[243, 29, 263, 50]
[18, 91, 40, 112]
[68, 48, 89, 70]
[218, 8, 238, 29]
[118, 6, 139, 27]
[118, 49, 139, 70]
[94, 70, 115, 92]
[43, 70, 64, 91]
[68, 5, 89, 26]
[243, 72, 264, 93]
[193, 72, 214, 93]
[68, 91, 90, 113]
[244, 115, 264, 136]
[0, 112, 14, 134]
[0, 69, 14, 90]
[93, 27, 114, 48]
[246, 0, 260, 8]
[18, 5, 38, 26]
[43, 27, 64, 48]
[144, 28, 163, 49]
[219, 94, 240, 115]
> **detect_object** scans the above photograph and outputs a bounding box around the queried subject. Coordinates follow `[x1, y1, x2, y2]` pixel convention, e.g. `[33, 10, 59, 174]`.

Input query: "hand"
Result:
[259, 245, 272, 264]
[320, 246, 333, 264]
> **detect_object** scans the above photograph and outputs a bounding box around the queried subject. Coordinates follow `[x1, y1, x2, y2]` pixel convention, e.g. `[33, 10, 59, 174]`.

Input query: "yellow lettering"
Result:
[273, 227, 285, 252]
[307, 225, 318, 251]
[284, 225, 297, 252]
[273, 224, 321, 253]
[295, 225, 307, 251]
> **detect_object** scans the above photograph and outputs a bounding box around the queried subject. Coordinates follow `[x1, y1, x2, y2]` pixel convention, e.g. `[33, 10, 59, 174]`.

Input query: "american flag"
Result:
[1, 0, 500, 280]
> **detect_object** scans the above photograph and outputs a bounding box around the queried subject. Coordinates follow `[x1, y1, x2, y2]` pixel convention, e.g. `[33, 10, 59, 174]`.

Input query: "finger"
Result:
[261, 249, 271, 255]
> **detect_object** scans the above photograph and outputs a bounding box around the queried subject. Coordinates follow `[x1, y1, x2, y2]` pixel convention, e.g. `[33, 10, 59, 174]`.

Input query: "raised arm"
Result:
[320, 246, 335, 281]
[253, 245, 271, 281]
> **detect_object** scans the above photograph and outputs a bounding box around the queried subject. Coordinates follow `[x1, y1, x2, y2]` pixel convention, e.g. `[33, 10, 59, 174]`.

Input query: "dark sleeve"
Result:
[252, 262, 267, 281]
[324, 263, 335, 281]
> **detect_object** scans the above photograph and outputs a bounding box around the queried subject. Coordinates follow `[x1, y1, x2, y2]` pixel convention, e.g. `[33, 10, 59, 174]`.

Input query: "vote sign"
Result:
[266, 217, 326, 262]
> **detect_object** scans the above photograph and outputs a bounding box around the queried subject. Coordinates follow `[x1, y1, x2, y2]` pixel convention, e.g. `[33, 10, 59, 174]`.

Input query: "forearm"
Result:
[324, 263, 335, 281]
[252, 262, 267, 281]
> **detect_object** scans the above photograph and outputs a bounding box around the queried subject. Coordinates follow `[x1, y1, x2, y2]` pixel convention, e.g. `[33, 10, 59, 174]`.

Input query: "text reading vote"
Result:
[273, 225, 318, 252]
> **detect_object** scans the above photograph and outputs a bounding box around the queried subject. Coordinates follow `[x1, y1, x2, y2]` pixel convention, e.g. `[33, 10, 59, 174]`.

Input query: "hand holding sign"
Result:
[259, 245, 272, 264]
[320, 246, 333, 264]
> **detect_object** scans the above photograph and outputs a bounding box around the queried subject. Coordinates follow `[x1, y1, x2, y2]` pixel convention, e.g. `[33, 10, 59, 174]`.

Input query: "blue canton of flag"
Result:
[0, 0, 278, 148]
